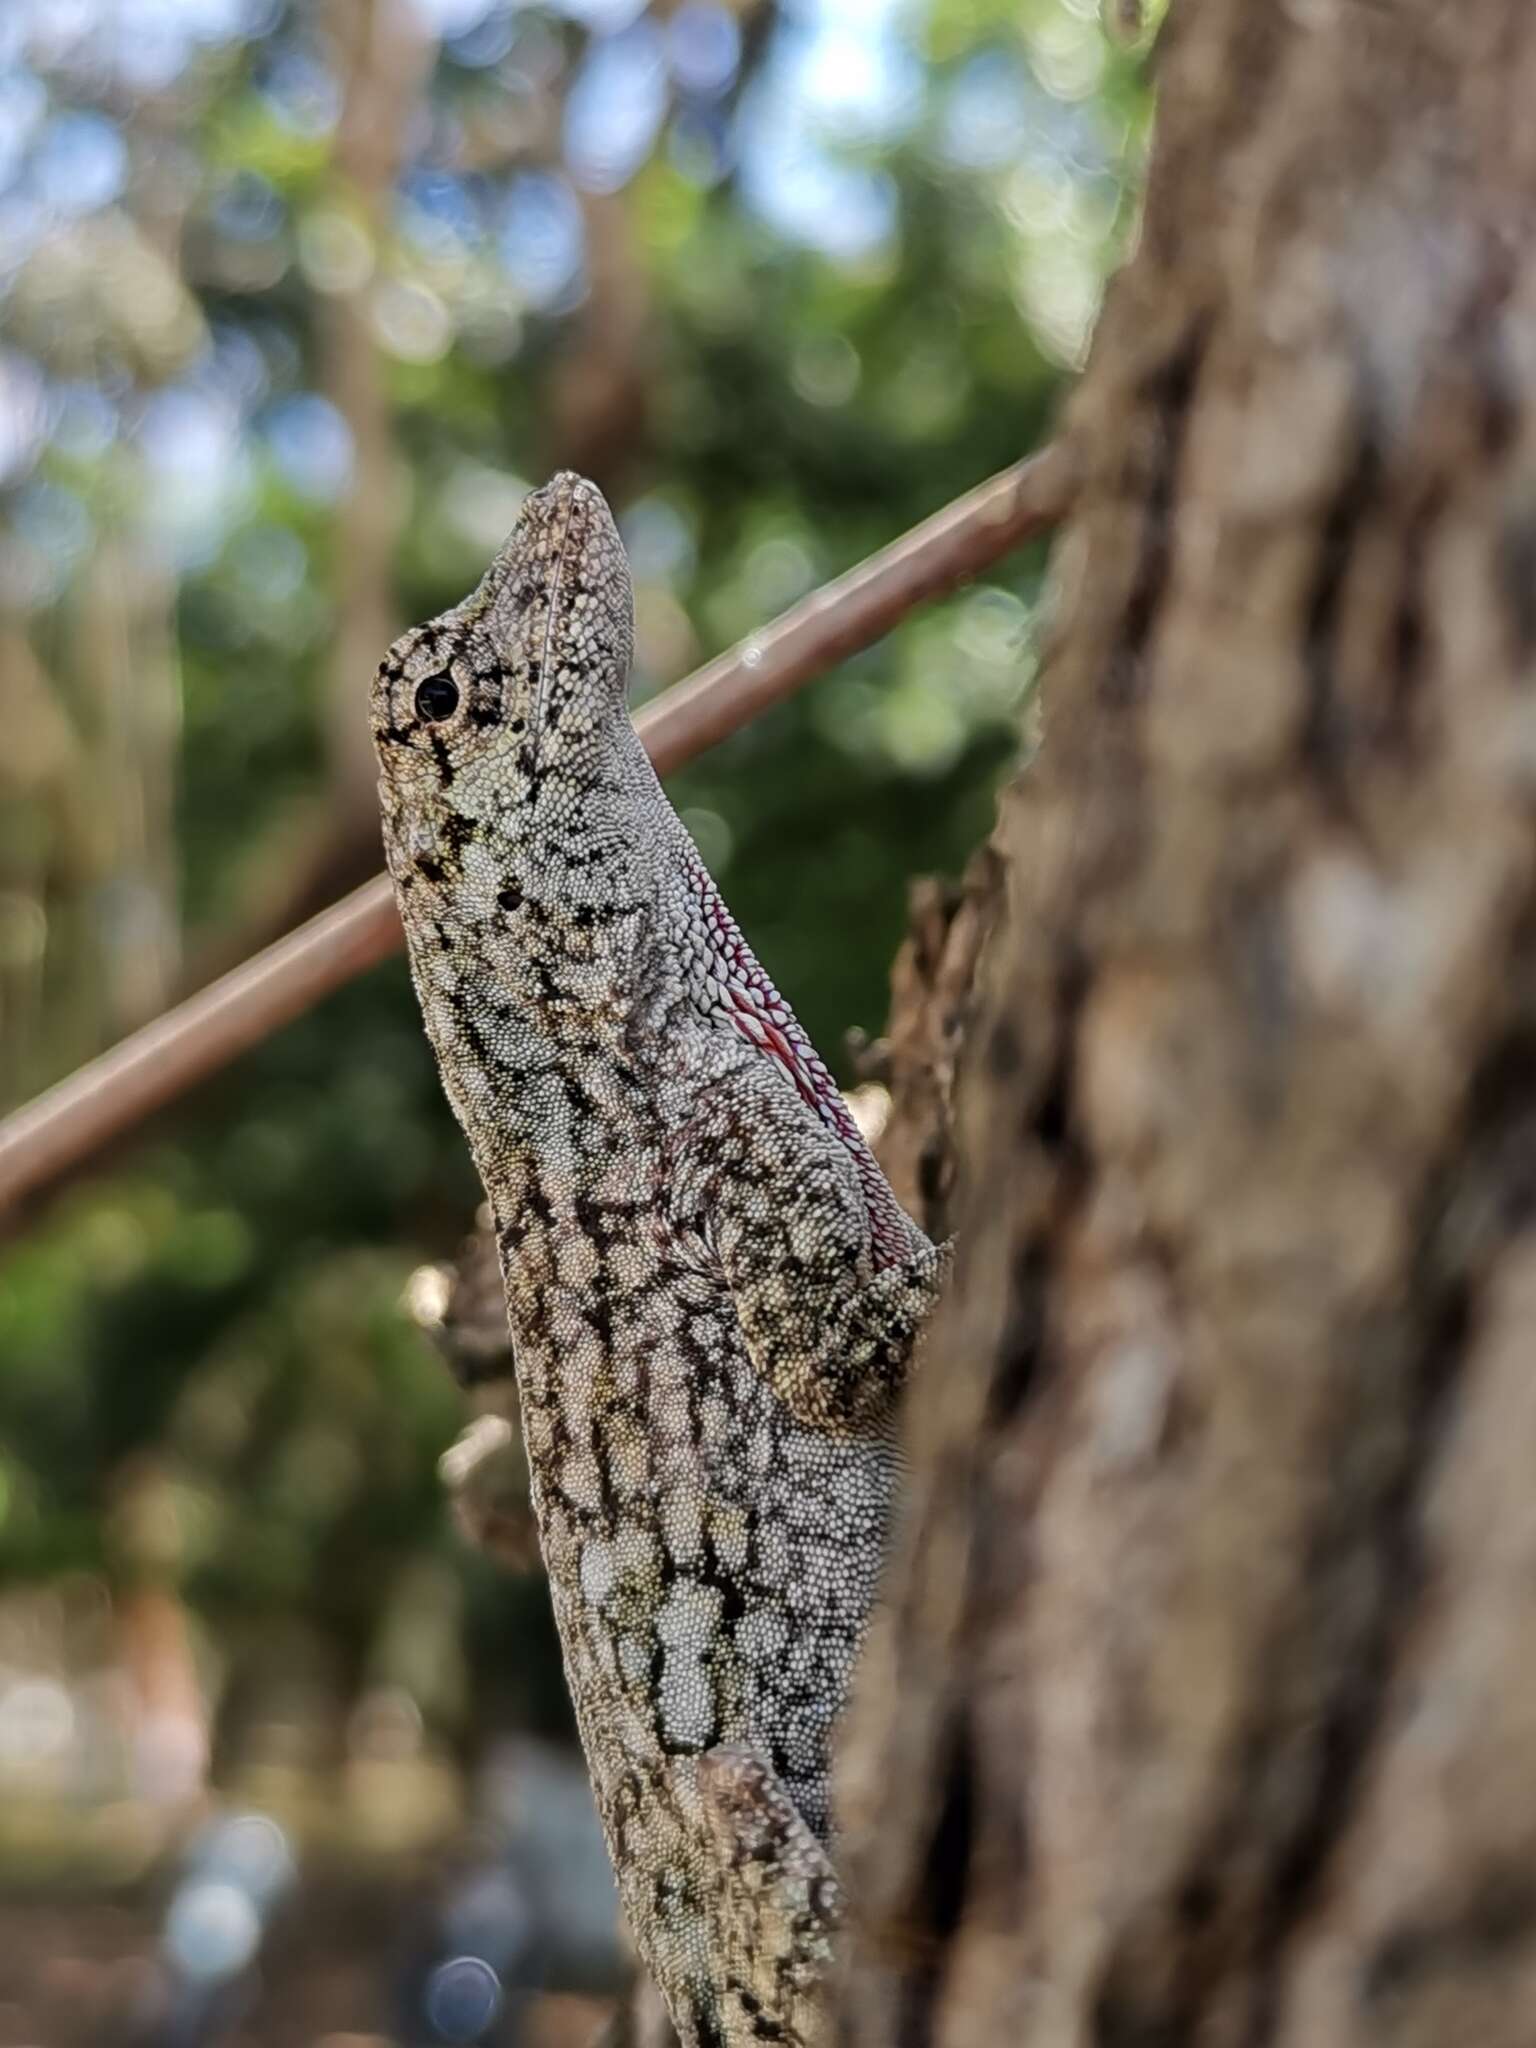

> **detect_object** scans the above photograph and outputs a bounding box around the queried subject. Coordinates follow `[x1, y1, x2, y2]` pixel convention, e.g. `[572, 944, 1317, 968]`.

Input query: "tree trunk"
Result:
[836, 6, 1536, 2045]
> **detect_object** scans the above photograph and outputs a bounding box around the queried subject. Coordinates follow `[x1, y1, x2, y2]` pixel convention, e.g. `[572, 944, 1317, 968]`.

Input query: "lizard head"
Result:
[373, 472, 648, 1013]
[371, 470, 634, 830]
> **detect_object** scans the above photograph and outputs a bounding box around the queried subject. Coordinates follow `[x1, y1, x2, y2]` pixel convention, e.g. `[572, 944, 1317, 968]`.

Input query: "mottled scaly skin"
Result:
[372, 474, 944, 2046]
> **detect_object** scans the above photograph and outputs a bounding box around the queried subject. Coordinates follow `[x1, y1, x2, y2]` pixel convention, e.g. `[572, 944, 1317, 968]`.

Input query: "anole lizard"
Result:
[372, 473, 945, 2046]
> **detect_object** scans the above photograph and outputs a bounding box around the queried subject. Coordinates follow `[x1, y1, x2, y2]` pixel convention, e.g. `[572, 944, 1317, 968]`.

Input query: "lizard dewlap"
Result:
[372, 471, 945, 2048]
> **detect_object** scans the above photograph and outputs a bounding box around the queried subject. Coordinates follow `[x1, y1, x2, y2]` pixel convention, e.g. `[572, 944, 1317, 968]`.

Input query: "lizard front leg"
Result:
[697, 1743, 842, 2047]
[668, 1067, 948, 1433]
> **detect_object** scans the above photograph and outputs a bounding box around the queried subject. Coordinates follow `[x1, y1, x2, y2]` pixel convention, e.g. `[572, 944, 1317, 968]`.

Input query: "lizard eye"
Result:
[414, 673, 460, 722]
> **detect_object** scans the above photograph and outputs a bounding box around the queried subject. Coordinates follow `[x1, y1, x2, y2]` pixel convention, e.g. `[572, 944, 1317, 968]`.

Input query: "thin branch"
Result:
[0, 444, 1072, 1221]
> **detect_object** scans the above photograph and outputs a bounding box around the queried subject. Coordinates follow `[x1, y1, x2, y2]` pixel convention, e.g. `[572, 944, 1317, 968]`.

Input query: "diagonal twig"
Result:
[0, 444, 1071, 1222]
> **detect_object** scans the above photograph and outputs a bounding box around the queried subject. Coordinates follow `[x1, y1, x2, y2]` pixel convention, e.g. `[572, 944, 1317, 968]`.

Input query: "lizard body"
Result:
[372, 473, 944, 2045]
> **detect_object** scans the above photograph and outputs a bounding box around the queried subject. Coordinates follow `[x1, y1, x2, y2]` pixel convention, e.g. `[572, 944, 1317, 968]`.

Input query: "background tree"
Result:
[0, 0, 1144, 2029]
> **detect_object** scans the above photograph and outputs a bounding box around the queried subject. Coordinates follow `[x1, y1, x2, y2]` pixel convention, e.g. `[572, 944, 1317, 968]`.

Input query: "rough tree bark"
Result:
[837, 6, 1536, 2045]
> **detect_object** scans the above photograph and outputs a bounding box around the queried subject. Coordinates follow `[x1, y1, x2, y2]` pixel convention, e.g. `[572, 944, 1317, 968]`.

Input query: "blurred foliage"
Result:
[0, 0, 1151, 1802]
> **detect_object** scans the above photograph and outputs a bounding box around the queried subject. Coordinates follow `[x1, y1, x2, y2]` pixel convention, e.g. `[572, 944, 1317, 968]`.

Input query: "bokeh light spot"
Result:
[165, 1879, 261, 1982]
[424, 1956, 503, 2042]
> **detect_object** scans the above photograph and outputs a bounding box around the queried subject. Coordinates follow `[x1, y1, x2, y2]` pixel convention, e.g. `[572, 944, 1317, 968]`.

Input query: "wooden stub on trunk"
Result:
[868, 848, 1005, 1249]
